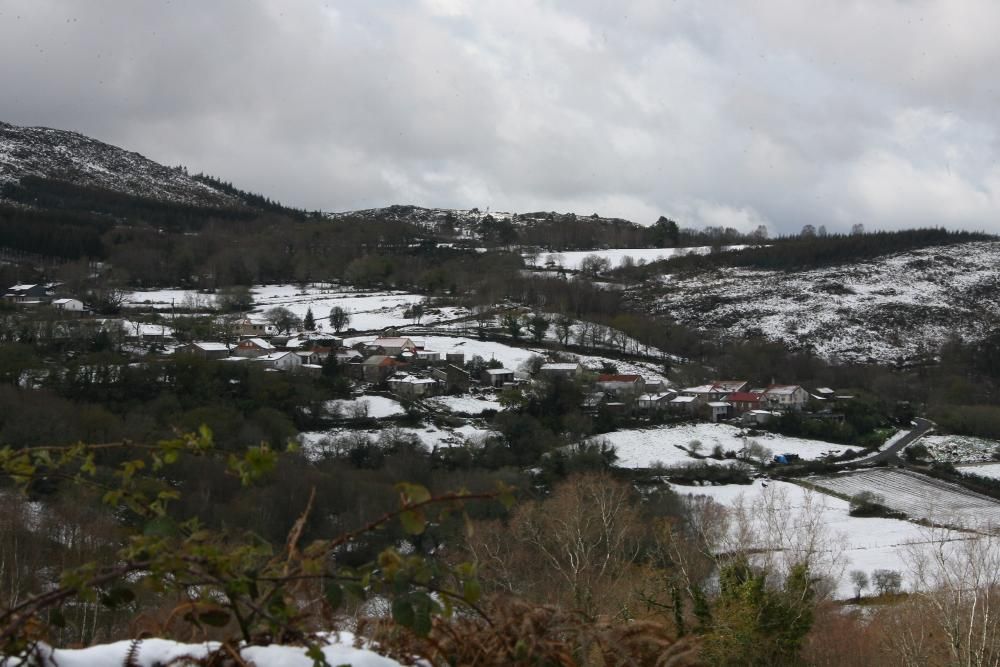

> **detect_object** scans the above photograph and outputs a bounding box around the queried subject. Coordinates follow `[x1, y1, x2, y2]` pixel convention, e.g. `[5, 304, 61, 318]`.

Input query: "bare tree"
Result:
[849, 570, 869, 600]
[329, 306, 350, 333]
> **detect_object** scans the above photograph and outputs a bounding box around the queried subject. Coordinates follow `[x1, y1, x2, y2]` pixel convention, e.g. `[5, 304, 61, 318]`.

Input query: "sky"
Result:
[2, 0, 1000, 234]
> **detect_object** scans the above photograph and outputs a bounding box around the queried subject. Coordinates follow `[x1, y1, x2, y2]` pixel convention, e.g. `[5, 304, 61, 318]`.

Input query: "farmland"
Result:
[808, 468, 1000, 530]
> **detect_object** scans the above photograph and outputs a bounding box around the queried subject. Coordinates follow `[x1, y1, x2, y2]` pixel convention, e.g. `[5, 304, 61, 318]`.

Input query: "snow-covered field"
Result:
[123, 284, 468, 333]
[325, 396, 406, 419]
[919, 434, 1000, 463]
[428, 395, 502, 414]
[531, 246, 749, 271]
[808, 469, 1000, 529]
[676, 480, 977, 598]
[596, 423, 856, 469]
[19, 634, 401, 667]
[648, 241, 1000, 364]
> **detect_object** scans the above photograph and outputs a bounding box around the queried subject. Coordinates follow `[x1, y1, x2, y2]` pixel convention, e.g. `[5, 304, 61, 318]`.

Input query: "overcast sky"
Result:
[2, 0, 1000, 234]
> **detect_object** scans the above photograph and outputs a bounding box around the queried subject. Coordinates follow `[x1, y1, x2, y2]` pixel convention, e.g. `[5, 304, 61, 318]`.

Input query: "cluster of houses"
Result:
[177, 329, 850, 426]
[3, 283, 87, 313]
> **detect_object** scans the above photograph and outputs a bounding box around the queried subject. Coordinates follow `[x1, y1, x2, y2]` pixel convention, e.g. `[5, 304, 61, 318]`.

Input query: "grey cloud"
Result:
[1, 0, 999, 233]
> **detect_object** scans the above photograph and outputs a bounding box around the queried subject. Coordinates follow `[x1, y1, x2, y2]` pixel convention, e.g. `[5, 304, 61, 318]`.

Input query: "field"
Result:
[298, 422, 499, 460]
[676, 480, 977, 599]
[530, 246, 746, 271]
[808, 469, 1000, 529]
[595, 423, 857, 469]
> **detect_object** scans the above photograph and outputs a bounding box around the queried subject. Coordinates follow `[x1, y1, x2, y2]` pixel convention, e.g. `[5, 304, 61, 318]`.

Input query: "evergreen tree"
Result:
[303, 307, 315, 331]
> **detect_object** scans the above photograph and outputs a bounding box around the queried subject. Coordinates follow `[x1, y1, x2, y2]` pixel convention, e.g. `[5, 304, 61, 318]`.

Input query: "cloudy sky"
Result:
[2, 0, 1000, 234]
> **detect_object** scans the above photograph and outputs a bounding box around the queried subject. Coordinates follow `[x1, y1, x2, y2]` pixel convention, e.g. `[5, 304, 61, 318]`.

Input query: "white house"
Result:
[637, 392, 676, 412]
[538, 362, 584, 378]
[707, 401, 732, 423]
[388, 374, 439, 399]
[52, 298, 86, 313]
[483, 368, 515, 387]
[234, 337, 276, 358]
[368, 337, 417, 356]
[759, 385, 810, 411]
[253, 351, 302, 372]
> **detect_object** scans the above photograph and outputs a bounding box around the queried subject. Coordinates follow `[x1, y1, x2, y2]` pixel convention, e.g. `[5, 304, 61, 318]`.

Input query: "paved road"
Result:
[854, 417, 934, 465]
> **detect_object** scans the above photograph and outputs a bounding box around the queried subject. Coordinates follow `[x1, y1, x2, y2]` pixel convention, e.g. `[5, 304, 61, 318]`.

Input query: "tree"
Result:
[650, 216, 680, 247]
[265, 306, 301, 335]
[410, 303, 424, 325]
[851, 223, 865, 235]
[800, 224, 817, 238]
[528, 312, 549, 343]
[872, 569, 902, 596]
[303, 307, 315, 331]
[579, 255, 611, 278]
[554, 315, 573, 346]
[216, 285, 254, 312]
[849, 570, 869, 600]
[502, 312, 523, 341]
[329, 306, 350, 333]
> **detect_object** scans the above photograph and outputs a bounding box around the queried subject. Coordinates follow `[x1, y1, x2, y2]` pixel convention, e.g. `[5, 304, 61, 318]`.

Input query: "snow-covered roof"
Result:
[708, 401, 732, 408]
[485, 368, 514, 375]
[765, 385, 803, 395]
[372, 337, 414, 346]
[638, 393, 673, 401]
[816, 387, 835, 394]
[671, 395, 699, 403]
[541, 363, 581, 370]
[192, 341, 229, 351]
[597, 374, 642, 383]
[683, 384, 716, 394]
[390, 375, 437, 385]
[255, 351, 294, 361]
[7, 284, 39, 292]
[242, 337, 275, 349]
[51, 298, 81, 305]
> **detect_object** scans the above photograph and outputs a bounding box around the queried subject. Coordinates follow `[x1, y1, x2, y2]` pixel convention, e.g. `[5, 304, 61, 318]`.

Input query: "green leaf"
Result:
[324, 581, 343, 609]
[198, 609, 232, 627]
[396, 482, 431, 506]
[143, 516, 178, 538]
[463, 578, 481, 604]
[100, 586, 135, 609]
[391, 598, 415, 628]
[344, 582, 366, 601]
[399, 509, 426, 535]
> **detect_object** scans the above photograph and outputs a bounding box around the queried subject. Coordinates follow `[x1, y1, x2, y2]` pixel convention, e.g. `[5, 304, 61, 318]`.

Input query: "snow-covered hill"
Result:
[0, 121, 237, 207]
[642, 240, 1000, 364]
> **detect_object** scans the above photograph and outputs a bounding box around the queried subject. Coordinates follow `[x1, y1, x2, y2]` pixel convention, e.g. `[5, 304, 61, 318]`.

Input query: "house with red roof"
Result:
[596, 374, 645, 399]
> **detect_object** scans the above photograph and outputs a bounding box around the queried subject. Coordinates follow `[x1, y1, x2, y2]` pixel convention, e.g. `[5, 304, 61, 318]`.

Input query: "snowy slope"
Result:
[643, 241, 1000, 364]
[0, 121, 236, 206]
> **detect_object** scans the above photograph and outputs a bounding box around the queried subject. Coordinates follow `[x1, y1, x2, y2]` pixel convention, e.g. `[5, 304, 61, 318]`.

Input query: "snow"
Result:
[299, 422, 499, 458]
[650, 240, 1000, 364]
[325, 396, 406, 418]
[808, 468, 1000, 529]
[919, 434, 1000, 463]
[531, 246, 749, 271]
[673, 480, 975, 598]
[428, 395, 503, 414]
[959, 463, 1000, 480]
[596, 423, 856, 469]
[16, 634, 403, 666]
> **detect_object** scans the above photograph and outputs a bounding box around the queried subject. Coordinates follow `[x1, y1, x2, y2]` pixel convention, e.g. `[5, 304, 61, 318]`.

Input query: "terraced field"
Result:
[809, 469, 1000, 530]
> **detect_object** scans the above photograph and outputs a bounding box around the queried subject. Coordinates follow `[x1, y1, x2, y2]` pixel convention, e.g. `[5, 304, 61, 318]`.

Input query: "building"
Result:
[725, 391, 763, 414]
[432, 364, 471, 393]
[233, 337, 276, 358]
[388, 374, 439, 399]
[368, 337, 417, 356]
[759, 385, 810, 411]
[637, 392, 676, 412]
[538, 362, 584, 379]
[669, 394, 704, 414]
[362, 355, 407, 383]
[482, 368, 515, 387]
[51, 298, 86, 313]
[253, 351, 303, 372]
[416, 350, 441, 363]
[683, 380, 748, 401]
[4, 284, 49, 304]
[445, 352, 465, 366]
[596, 374, 645, 399]
[178, 341, 230, 360]
[235, 318, 277, 338]
[707, 401, 732, 422]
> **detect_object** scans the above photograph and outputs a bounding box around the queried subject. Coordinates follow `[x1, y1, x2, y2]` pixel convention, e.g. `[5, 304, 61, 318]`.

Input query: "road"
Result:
[854, 418, 934, 465]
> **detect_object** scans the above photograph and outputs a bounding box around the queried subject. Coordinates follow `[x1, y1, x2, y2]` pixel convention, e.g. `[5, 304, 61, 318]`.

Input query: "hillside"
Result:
[0, 121, 237, 207]
[638, 240, 1000, 364]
